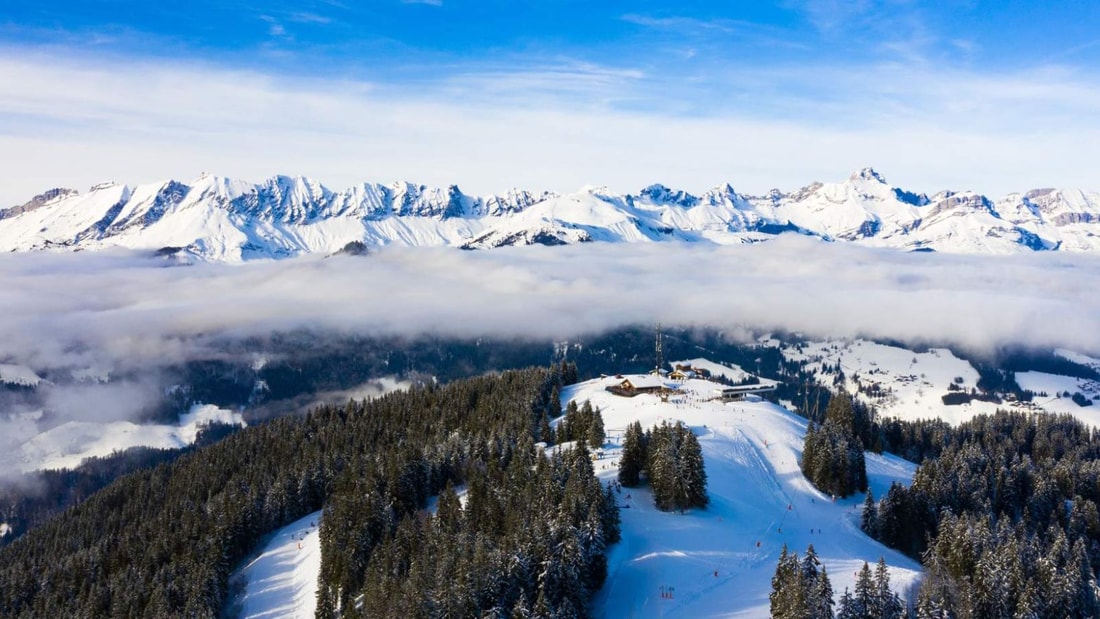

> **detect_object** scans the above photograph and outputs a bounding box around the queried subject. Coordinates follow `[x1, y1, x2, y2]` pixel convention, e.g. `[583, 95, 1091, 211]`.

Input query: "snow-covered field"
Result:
[779, 339, 998, 425]
[230, 510, 324, 619]
[563, 371, 920, 618]
[777, 339, 1100, 427]
[0, 403, 245, 473]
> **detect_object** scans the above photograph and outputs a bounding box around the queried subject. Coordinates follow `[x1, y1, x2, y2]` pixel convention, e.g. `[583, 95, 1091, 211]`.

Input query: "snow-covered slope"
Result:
[230, 510, 323, 619]
[4, 169, 1100, 261]
[775, 338, 1100, 427]
[563, 370, 920, 617]
[1, 403, 245, 473]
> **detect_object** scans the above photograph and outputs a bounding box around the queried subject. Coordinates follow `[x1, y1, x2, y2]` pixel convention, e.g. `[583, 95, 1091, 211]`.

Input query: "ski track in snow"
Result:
[233, 510, 323, 619]
[567, 372, 920, 618]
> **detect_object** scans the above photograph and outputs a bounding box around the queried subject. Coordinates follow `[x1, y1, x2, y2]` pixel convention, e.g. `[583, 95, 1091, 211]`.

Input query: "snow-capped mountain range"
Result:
[3, 168, 1099, 261]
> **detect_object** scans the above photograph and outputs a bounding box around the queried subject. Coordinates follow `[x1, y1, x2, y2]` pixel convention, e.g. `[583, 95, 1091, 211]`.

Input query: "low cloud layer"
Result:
[2, 238, 1098, 476]
[0, 237, 1097, 374]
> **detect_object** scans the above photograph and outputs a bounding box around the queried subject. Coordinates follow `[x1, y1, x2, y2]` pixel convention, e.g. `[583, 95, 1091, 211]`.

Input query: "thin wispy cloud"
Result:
[621, 14, 740, 34]
[259, 15, 288, 38]
[4, 50, 1098, 205]
[288, 12, 333, 24]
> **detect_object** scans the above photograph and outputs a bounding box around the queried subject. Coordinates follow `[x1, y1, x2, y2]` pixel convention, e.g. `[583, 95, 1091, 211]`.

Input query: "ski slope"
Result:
[230, 510, 324, 619]
[563, 371, 920, 618]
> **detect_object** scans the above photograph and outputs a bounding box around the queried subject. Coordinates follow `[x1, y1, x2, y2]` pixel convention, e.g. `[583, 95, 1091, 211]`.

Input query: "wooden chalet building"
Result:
[606, 375, 670, 397]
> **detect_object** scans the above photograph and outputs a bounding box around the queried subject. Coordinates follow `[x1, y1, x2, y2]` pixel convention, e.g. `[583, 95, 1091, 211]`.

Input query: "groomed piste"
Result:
[566, 363, 920, 618]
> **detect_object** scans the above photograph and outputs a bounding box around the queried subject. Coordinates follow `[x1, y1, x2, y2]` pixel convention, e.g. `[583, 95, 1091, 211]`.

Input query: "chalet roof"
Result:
[620, 375, 666, 390]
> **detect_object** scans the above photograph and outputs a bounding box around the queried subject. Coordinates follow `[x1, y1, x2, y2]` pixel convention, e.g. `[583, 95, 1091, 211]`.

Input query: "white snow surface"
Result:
[672, 358, 780, 389]
[0, 363, 44, 387]
[231, 510, 323, 619]
[1015, 372, 1100, 422]
[564, 368, 920, 618]
[779, 339, 997, 425]
[777, 338, 1100, 427]
[4, 168, 1100, 261]
[2, 403, 245, 473]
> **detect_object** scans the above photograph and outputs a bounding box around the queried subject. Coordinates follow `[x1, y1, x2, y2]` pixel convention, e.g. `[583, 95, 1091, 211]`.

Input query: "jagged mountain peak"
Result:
[3, 170, 1100, 261]
[2, 187, 80, 219]
[848, 167, 888, 184]
[638, 184, 699, 207]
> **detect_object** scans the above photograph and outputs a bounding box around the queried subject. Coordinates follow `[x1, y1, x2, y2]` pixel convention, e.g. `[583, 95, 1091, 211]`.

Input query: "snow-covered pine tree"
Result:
[647, 422, 678, 511]
[770, 545, 807, 619]
[679, 426, 709, 510]
[874, 557, 903, 619]
[802, 544, 834, 619]
[861, 489, 878, 539]
[837, 562, 875, 618]
[587, 404, 605, 449]
[618, 421, 646, 487]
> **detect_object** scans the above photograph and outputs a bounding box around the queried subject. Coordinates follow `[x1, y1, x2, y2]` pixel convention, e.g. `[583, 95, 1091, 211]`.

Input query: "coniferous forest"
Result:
[863, 410, 1100, 617]
[0, 364, 621, 618]
[9, 327, 1100, 617]
[617, 420, 708, 513]
[785, 391, 1100, 617]
[800, 392, 869, 499]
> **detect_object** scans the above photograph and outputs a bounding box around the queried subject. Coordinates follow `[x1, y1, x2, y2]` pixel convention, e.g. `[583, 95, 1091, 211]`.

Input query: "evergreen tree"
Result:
[560, 400, 581, 443]
[874, 558, 903, 619]
[837, 562, 875, 619]
[677, 427, 709, 511]
[770, 545, 807, 619]
[861, 490, 878, 539]
[539, 413, 555, 446]
[802, 544, 834, 619]
[801, 422, 867, 498]
[618, 421, 647, 487]
[825, 391, 857, 436]
[587, 405, 605, 450]
[645, 421, 708, 512]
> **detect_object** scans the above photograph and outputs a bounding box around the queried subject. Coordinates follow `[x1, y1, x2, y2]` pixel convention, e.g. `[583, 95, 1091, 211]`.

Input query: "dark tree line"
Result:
[0, 363, 619, 618]
[345, 443, 619, 618]
[555, 399, 606, 449]
[0, 423, 238, 549]
[859, 411, 1100, 617]
[801, 392, 868, 498]
[770, 545, 902, 619]
[617, 420, 708, 513]
[770, 544, 835, 619]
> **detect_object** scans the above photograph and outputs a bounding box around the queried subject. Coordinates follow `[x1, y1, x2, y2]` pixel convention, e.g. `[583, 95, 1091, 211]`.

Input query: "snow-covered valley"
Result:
[0, 403, 245, 473]
[777, 339, 1100, 427]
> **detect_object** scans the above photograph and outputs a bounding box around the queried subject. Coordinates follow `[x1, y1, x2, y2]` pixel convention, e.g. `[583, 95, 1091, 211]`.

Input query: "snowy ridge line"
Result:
[4, 167, 1100, 260]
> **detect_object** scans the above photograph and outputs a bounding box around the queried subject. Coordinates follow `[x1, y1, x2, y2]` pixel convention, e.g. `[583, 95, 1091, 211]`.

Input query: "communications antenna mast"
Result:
[654, 323, 664, 375]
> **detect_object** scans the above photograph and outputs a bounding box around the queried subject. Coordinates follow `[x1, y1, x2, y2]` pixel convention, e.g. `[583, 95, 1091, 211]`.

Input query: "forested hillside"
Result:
[0, 365, 617, 618]
[864, 411, 1100, 616]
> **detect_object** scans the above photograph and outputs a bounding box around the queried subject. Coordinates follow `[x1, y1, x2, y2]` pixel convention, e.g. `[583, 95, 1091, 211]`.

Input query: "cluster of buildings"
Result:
[604, 363, 778, 402]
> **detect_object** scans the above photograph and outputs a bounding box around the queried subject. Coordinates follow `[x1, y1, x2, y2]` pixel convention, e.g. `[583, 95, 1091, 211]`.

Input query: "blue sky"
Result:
[2, 1, 1099, 203]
